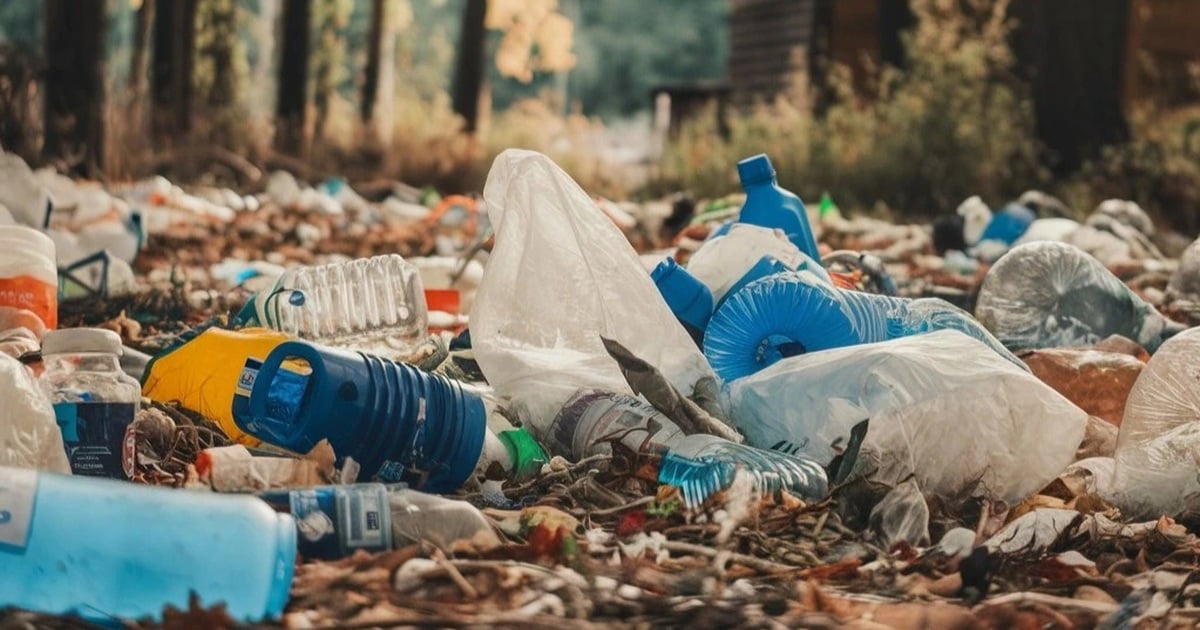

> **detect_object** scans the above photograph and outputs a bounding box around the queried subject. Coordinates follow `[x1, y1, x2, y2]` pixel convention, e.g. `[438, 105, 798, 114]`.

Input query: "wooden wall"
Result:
[728, 0, 817, 106]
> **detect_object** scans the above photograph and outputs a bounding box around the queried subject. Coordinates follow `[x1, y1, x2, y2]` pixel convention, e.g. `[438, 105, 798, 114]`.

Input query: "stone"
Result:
[1023, 348, 1144, 426]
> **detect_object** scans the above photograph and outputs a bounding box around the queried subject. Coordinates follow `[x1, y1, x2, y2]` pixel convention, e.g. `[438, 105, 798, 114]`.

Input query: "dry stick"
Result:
[662, 540, 797, 574]
[975, 591, 1120, 615]
[435, 556, 479, 600]
[813, 510, 831, 538]
[589, 495, 656, 517]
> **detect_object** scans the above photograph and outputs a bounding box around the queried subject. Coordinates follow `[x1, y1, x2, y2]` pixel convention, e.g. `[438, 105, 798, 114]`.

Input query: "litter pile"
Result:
[2, 148, 1200, 628]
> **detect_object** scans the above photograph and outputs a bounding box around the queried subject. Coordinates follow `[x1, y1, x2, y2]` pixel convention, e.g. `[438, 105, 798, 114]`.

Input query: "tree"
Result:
[43, 0, 106, 174]
[129, 0, 155, 98]
[195, 0, 245, 146]
[275, 0, 311, 155]
[152, 0, 198, 143]
[312, 0, 351, 141]
[452, 0, 488, 133]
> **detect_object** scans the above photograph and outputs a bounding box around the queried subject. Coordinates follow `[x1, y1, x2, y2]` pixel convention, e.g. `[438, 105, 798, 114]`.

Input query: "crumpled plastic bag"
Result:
[726, 330, 1087, 503]
[471, 150, 713, 436]
[976, 241, 1184, 353]
[686, 223, 827, 305]
[0, 353, 70, 474]
[1111, 327, 1200, 518]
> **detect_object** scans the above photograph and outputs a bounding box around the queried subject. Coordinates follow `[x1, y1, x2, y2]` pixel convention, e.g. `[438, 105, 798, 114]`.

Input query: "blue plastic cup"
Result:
[651, 257, 715, 334]
[235, 340, 486, 493]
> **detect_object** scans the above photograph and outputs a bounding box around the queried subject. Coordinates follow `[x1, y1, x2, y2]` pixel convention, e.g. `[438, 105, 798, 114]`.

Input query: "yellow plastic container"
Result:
[141, 327, 290, 446]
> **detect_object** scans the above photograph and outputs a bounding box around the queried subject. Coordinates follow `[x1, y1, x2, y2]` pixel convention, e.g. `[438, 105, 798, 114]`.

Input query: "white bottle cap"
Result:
[41, 328, 124, 356]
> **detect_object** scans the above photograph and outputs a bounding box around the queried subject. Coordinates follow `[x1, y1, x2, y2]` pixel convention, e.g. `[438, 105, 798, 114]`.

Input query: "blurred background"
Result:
[0, 0, 1198, 229]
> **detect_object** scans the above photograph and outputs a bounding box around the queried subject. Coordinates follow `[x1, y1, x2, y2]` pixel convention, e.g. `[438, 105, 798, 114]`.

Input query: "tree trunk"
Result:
[43, 0, 107, 175]
[275, 0, 312, 155]
[361, 0, 396, 145]
[152, 0, 198, 143]
[1009, 0, 1131, 173]
[196, 0, 241, 146]
[130, 0, 156, 97]
[452, 0, 487, 133]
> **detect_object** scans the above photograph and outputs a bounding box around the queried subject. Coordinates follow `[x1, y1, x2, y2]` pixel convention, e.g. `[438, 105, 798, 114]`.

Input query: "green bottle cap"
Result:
[498, 429, 548, 480]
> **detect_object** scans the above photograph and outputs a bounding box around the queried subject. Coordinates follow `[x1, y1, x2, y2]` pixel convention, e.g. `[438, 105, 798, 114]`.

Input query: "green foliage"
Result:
[657, 0, 1046, 217]
[0, 1, 40, 45]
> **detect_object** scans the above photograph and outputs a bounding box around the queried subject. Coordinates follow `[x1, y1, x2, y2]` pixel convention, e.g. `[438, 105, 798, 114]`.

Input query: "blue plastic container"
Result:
[704, 272, 1026, 382]
[658, 434, 828, 508]
[736, 154, 821, 261]
[978, 203, 1036, 245]
[650, 257, 714, 333]
[233, 340, 486, 493]
[0, 467, 295, 624]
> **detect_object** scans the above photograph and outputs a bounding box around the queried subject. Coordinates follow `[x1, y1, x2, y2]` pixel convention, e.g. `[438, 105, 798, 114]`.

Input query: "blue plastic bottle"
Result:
[658, 434, 828, 508]
[0, 467, 296, 624]
[650, 257, 714, 341]
[736, 154, 821, 262]
[232, 340, 486, 493]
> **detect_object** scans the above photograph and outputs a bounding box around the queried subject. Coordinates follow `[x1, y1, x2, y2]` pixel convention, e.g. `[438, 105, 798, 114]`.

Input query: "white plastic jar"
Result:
[0, 225, 58, 331]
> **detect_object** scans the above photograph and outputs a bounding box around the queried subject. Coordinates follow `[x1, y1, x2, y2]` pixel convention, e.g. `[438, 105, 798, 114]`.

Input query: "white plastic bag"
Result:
[471, 150, 713, 436]
[1112, 327, 1200, 518]
[0, 353, 70, 474]
[686, 223, 827, 304]
[726, 330, 1087, 503]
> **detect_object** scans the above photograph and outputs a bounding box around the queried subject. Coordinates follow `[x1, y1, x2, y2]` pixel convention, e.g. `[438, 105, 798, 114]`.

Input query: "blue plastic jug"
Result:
[233, 340, 486, 493]
[650, 257, 714, 336]
[0, 467, 295, 624]
[978, 204, 1036, 245]
[736, 154, 821, 261]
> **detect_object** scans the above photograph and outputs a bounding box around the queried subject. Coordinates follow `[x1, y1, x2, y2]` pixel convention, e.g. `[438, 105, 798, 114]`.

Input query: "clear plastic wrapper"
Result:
[726, 330, 1087, 503]
[1111, 327, 1200, 517]
[470, 150, 713, 436]
[976, 241, 1184, 353]
[0, 353, 70, 473]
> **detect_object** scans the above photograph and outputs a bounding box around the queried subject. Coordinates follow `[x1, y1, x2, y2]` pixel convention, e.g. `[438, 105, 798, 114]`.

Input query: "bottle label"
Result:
[287, 485, 391, 560]
[235, 357, 263, 398]
[0, 467, 37, 550]
[0, 274, 57, 329]
[553, 391, 684, 459]
[53, 402, 137, 479]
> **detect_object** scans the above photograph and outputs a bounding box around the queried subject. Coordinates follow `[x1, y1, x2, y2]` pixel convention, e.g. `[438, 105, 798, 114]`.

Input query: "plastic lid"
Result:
[737, 154, 776, 186]
[42, 328, 125, 356]
[498, 428, 548, 478]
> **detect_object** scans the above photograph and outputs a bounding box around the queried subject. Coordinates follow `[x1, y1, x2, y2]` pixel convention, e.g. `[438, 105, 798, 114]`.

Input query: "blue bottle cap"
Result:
[737, 154, 776, 187]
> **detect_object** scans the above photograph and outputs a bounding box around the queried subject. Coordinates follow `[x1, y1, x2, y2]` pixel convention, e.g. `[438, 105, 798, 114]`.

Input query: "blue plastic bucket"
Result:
[235, 340, 486, 493]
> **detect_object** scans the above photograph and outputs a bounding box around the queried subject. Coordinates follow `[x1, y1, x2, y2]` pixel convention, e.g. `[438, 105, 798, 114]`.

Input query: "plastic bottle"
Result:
[546, 390, 828, 507]
[650, 257, 713, 343]
[975, 241, 1186, 353]
[1111, 327, 1200, 518]
[0, 467, 296, 623]
[258, 483, 393, 560]
[978, 204, 1036, 245]
[387, 487, 499, 549]
[0, 225, 58, 331]
[245, 254, 429, 356]
[232, 340, 486, 493]
[704, 271, 1023, 382]
[39, 328, 141, 479]
[735, 154, 821, 262]
[0, 353, 70, 473]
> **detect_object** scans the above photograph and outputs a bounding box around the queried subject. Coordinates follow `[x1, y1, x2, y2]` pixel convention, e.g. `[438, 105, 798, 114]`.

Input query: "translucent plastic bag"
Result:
[0, 353, 70, 473]
[726, 330, 1087, 503]
[1111, 327, 1200, 518]
[976, 241, 1184, 353]
[686, 223, 828, 305]
[471, 150, 713, 436]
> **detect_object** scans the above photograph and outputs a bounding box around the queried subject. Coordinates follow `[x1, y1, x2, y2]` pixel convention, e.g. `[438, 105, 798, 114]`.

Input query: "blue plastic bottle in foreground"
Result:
[658, 434, 829, 509]
[232, 340, 486, 493]
[736, 154, 821, 262]
[650, 257, 714, 340]
[0, 467, 296, 624]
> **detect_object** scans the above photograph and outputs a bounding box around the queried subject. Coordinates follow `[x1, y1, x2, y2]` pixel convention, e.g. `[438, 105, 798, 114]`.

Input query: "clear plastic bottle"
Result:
[39, 328, 141, 479]
[658, 433, 829, 508]
[253, 254, 428, 355]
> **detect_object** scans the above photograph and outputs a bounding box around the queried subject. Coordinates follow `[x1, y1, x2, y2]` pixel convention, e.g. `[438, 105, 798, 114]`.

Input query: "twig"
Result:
[974, 591, 1119, 615]
[589, 495, 655, 517]
[435, 555, 479, 600]
[662, 540, 797, 574]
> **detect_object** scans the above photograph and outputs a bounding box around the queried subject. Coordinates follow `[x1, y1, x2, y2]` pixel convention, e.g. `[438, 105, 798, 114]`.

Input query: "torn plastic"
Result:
[470, 150, 713, 434]
[726, 330, 1088, 503]
[703, 271, 1025, 382]
[1111, 327, 1200, 518]
[0, 353, 70, 473]
[975, 241, 1185, 353]
[985, 508, 1081, 554]
[868, 479, 930, 548]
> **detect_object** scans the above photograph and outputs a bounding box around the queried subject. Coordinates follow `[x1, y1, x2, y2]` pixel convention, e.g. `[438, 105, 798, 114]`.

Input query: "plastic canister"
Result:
[233, 341, 487, 493]
[650, 257, 714, 336]
[0, 225, 58, 331]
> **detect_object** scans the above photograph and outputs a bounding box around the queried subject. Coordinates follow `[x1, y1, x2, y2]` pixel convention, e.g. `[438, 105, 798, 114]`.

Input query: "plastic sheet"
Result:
[0, 353, 70, 474]
[686, 223, 828, 305]
[470, 150, 713, 436]
[975, 241, 1185, 353]
[725, 331, 1087, 503]
[1111, 327, 1200, 518]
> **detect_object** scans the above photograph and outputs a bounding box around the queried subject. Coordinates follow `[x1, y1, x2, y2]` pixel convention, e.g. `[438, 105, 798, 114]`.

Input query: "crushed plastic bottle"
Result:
[232, 340, 486, 493]
[0, 467, 296, 623]
[975, 241, 1185, 353]
[0, 353, 70, 473]
[242, 254, 429, 357]
[1111, 327, 1200, 518]
[703, 270, 1024, 382]
[39, 328, 141, 478]
[725, 330, 1087, 503]
[547, 389, 827, 507]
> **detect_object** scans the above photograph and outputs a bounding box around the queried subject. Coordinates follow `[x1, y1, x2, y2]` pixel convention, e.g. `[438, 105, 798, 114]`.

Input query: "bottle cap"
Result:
[498, 428, 548, 479]
[42, 328, 124, 356]
[737, 154, 775, 186]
